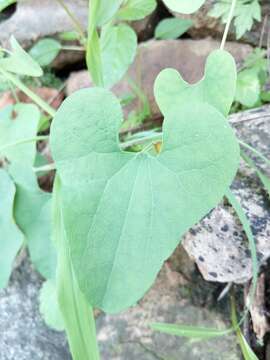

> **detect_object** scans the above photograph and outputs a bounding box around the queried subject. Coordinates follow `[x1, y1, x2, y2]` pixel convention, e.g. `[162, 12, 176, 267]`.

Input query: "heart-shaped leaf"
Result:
[50, 88, 239, 313]
[162, 0, 206, 14]
[0, 169, 23, 289]
[0, 36, 43, 77]
[154, 50, 237, 117]
[100, 24, 137, 88]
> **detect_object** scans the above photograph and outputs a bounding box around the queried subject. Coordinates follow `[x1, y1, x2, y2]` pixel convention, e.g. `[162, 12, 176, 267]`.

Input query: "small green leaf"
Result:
[0, 169, 23, 289]
[50, 88, 239, 313]
[209, 0, 261, 40]
[29, 39, 61, 67]
[59, 31, 80, 41]
[151, 323, 229, 339]
[235, 69, 260, 107]
[162, 0, 206, 14]
[0, 0, 16, 12]
[155, 18, 193, 39]
[155, 50, 237, 117]
[117, 0, 157, 21]
[0, 104, 40, 166]
[39, 279, 65, 332]
[100, 24, 137, 88]
[0, 36, 43, 77]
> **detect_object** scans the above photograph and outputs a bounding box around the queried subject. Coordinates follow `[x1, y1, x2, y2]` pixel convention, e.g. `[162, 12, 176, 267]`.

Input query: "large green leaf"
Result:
[50, 88, 240, 313]
[162, 0, 206, 14]
[100, 24, 137, 88]
[0, 104, 40, 166]
[155, 50, 237, 117]
[117, 0, 157, 21]
[0, 36, 43, 77]
[11, 166, 56, 279]
[0, 169, 23, 289]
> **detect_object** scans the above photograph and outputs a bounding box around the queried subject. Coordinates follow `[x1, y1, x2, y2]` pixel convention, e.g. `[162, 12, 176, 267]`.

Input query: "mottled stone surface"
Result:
[169, 0, 270, 47]
[0, 254, 70, 360]
[0, 253, 240, 360]
[66, 38, 252, 119]
[0, 0, 159, 65]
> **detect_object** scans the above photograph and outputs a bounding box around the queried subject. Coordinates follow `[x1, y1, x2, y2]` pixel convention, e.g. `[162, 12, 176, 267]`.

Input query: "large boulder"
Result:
[66, 38, 253, 120]
[0, 0, 160, 68]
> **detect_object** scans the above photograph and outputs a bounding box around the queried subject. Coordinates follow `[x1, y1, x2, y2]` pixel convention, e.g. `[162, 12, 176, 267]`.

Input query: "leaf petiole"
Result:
[220, 0, 237, 50]
[0, 69, 56, 117]
[239, 140, 270, 167]
[0, 135, 49, 154]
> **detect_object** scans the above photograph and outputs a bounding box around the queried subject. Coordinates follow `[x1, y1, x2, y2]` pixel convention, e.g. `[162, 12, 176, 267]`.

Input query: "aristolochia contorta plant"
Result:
[0, 0, 265, 359]
[50, 83, 240, 313]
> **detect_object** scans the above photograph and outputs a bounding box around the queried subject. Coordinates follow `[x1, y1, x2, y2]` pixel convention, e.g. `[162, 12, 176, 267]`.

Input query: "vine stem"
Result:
[239, 140, 270, 166]
[62, 45, 85, 52]
[0, 136, 49, 153]
[220, 0, 237, 50]
[55, 0, 86, 44]
[0, 69, 56, 117]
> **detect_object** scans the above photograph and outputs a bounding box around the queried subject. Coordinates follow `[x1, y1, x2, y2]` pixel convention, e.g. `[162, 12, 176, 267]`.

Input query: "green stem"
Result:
[239, 140, 270, 167]
[121, 133, 162, 150]
[0, 135, 49, 153]
[53, 176, 100, 360]
[0, 69, 56, 117]
[86, 0, 104, 86]
[61, 45, 85, 52]
[33, 163, 56, 173]
[55, 0, 86, 44]
[220, 0, 237, 50]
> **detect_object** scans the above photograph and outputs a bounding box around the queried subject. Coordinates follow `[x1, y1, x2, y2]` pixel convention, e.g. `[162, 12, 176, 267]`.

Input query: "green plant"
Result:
[233, 48, 270, 110]
[0, 0, 269, 359]
[209, 0, 262, 39]
[155, 18, 193, 39]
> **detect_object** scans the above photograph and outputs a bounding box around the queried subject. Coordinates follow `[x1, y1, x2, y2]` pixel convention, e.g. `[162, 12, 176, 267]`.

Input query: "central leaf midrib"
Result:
[101, 156, 145, 308]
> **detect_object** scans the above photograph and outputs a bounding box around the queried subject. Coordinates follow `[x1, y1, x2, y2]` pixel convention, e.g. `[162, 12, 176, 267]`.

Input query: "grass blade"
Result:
[151, 323, 230, 339]
[52, 175, 100, 360]
[231, 296, 259, 360]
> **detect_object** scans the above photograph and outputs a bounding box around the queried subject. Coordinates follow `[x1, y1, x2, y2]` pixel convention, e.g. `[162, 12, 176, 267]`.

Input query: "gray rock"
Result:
[0, 0, 159, 68]
[168, 0, 269, 48]
[0, 254, 70, 360]
[0, 253, 240, 360]
[183, 105, 270, 283]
